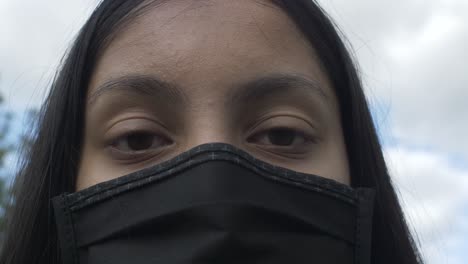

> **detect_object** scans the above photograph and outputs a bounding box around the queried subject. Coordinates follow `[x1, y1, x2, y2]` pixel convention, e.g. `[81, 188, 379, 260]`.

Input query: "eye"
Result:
[110, 131, 172, 153]
[111, 131, 160, 152]
[103, 117, 174, 162]
[247, 126, 316, 148]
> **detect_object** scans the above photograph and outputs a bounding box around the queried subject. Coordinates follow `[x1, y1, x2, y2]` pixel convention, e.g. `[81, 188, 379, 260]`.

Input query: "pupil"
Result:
[127, 133, 154, 151]
[267, 128, 295, 146]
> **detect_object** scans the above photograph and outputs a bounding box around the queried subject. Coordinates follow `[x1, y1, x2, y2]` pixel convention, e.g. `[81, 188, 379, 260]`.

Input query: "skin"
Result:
[76, 0, 350, 191]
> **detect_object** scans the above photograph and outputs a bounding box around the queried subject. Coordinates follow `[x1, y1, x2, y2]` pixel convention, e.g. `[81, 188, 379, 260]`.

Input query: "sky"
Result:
[1, 0, 467, 263]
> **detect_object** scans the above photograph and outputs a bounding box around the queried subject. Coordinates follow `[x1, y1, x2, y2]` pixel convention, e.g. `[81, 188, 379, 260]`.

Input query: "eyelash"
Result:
[107, 126, 316, 161]
[248, 126, 316, 147]
[107, 130, 172, 160]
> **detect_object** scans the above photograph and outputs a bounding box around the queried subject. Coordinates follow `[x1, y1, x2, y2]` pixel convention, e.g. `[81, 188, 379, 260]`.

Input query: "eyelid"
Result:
[105, 112, 168, 132]
[108, 130, 167, 155]
[103, 121, 173, 164]
[247, 113, 318, 135]
[103, 117, 170, 146]
[247, 125, 318, 150]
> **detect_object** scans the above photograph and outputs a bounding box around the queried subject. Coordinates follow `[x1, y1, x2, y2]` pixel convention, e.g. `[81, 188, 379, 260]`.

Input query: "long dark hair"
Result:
[0, 1, 423, 263]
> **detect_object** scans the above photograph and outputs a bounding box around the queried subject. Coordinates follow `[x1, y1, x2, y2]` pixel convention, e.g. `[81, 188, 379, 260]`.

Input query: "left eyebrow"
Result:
[225, 73, 330, 110]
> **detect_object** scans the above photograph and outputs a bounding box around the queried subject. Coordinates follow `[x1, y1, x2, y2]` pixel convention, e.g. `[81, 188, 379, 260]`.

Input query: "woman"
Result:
[1, 0, 423, 263]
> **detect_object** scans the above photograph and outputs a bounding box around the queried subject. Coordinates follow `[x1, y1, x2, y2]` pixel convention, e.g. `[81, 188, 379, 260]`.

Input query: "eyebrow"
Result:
[225, 73, 329, 110]
[88, 75, 189, 107]
[88, 73, 329, 110]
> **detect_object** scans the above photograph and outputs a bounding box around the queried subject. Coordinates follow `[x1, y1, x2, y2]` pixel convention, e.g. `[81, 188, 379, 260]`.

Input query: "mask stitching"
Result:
[68, 154, 358, 211]
[73, 143, 354, 198]
[66, 143, 357, 210]
[355, 198, 361, 264]
[60, 194, 79, 264]
[354, 189, 374, 264]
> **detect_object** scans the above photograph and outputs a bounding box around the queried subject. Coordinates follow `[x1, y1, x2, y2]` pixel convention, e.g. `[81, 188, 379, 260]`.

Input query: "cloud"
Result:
[0, 0, 99, 110]
[384, 145, 468, 264]
[317, 0, 468, 159]
[315, 1, 468, 262]
[382, 15, 468, 160]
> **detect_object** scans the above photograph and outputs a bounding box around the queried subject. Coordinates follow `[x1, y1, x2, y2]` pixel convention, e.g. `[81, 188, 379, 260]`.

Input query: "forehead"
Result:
[88, 0, 333, 101]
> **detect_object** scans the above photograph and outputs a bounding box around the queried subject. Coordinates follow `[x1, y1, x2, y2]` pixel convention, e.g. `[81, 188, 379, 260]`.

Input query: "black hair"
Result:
[0, 0, 423, 263]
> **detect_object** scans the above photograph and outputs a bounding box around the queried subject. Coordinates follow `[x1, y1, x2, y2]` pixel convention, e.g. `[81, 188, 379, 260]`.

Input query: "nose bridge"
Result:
[185, 102, 237, 147]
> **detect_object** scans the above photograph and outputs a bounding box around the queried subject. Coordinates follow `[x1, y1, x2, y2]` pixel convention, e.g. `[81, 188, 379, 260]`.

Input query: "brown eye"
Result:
[126, 132, 156, 151]
[247, 127, 314, 147]
[111, 131, 169, 152]
[266, 128, 297, 146]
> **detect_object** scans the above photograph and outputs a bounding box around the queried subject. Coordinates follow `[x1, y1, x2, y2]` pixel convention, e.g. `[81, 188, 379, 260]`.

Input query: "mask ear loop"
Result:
[52, 193, 78, 264]
[354, 188, 375, 264]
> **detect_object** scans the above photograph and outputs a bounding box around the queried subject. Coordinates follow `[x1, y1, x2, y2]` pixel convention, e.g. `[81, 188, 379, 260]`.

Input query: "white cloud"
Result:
[317, 0, 468, 158]
[385, 145, 468, 264]
[382, 15, 468, 159]
[315, 2, 468, 262]
[0, 0, 99, 110]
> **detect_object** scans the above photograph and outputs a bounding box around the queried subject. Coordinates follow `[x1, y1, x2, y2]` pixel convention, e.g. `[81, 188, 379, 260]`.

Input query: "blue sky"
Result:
[1, 1, 467, 263]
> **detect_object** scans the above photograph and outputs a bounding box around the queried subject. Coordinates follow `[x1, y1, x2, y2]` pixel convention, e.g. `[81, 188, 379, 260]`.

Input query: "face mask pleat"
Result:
[52, 142, 374, 264]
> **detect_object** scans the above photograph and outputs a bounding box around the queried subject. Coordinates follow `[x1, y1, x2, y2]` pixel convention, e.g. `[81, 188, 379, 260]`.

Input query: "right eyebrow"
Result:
[88, 75, 190, 107]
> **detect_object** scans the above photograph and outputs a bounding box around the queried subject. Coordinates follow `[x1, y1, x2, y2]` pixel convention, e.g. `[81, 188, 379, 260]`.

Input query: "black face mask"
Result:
[52, 142, 375, 264]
